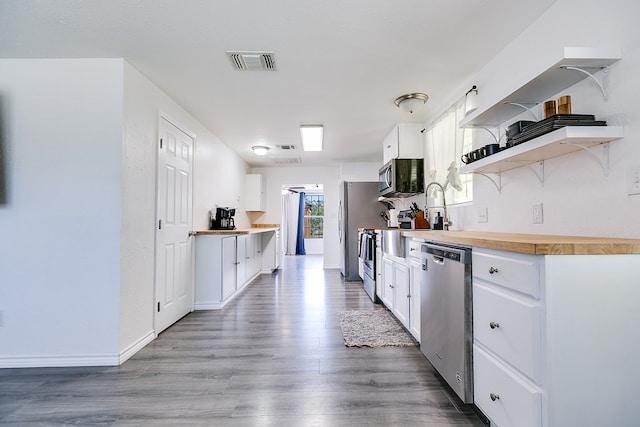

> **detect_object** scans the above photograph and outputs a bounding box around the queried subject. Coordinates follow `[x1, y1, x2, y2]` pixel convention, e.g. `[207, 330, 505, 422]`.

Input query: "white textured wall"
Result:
[0, 59, 123, 366]
[120, 62, 250, 355]
[445, 0, 640, 238]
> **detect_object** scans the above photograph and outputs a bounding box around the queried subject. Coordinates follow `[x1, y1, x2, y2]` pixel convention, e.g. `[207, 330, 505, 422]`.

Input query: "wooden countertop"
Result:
[379, 229, 640, 255]
[194, 226, 279, 236]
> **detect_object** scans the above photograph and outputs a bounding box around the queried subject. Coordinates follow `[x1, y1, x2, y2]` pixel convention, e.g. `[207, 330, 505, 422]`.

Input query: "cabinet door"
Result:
[409, 258, 422, 341]
[236, 235, 247, 287]
[221, 237, 237, 301]
[392, 262, 410, 328]
[245, 174, 265, 211]
[375, 248, 383, 300]
[382, 126, 399, 164]
[397, 123, 424, 158]
[381, 256, 394, 309]
[249, 234, 261, 277]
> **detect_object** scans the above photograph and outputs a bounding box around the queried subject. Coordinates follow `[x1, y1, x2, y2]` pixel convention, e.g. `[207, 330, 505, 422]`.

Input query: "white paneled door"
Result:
[155, 117, 194, 334]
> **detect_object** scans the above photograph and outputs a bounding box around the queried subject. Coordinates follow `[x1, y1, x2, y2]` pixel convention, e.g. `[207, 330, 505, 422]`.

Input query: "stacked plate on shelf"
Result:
[506, 114, 607, 147]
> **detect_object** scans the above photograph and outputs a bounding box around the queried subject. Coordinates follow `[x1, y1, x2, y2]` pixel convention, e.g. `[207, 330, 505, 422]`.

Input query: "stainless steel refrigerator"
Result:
[339, 181, 387, 281]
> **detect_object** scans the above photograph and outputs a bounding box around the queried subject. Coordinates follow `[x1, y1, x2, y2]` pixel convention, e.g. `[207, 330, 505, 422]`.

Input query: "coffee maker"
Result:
[209, 207, 236, 230]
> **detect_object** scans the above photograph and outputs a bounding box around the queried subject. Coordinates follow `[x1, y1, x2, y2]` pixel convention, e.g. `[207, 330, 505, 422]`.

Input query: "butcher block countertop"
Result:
[396, 230, 640, 255]
[194, 224, 279, 236]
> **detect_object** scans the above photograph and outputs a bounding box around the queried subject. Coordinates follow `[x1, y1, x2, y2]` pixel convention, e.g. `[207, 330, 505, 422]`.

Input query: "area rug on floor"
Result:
[338, 309, 418, 348]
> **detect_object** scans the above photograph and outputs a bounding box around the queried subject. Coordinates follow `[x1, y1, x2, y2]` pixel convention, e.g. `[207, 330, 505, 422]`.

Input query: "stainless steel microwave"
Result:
[378, 158, 424, 197]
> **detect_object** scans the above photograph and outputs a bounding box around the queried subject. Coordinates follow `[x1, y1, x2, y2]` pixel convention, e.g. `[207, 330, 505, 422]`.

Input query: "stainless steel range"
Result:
[359, 229, 377, 302]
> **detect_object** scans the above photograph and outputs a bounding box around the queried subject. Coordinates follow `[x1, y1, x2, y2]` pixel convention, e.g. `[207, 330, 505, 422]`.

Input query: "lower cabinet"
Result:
[472, 247, 640, 427]
[261, 229, 281, 271]
[221, 236, 237, 301]
[195, 231, 276, 310]
[381, 253, 419, 341]
[408, 256, 421, 341]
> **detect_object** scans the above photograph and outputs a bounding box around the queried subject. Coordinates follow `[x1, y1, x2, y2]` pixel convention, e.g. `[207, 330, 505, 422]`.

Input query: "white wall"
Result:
[338, 162, 380, 182]
[437, 0, 640, 238]
[120, 63, 251, 355]
[0, 59, 123, 366]
[251, 166, 340, 268]
[0, 59, 253, 367]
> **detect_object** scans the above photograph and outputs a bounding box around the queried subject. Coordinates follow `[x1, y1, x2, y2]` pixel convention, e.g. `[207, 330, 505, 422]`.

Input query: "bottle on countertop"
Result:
[433, 212, 443, 230]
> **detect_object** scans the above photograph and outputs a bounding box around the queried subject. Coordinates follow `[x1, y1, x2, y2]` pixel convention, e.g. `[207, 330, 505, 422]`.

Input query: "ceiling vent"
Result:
[276, 144, 297, 150]
[226, 51, 277, 71]
[272, 157, 302, 164]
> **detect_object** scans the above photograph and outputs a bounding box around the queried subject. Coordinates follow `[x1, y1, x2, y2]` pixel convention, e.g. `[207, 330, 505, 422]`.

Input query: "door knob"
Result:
[490, 393, 500, 401]
[489, 266, 499, 274]
[489, 322, 500, 329]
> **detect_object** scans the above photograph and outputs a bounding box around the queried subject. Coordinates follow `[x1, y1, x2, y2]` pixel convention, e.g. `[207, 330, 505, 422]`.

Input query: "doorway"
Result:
[281, 184, 324, 257]
[154, 117, 194, 334]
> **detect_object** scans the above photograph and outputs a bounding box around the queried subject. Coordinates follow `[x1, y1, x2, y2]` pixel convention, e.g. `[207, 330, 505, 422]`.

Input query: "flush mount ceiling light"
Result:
[300, 125, 323, 152]
[394, 93, 429, 114]
[252, 145, 270, 156]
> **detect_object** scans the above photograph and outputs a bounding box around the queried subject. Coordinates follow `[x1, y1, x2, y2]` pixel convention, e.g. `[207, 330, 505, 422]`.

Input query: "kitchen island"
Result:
[394, 230, 640, 427]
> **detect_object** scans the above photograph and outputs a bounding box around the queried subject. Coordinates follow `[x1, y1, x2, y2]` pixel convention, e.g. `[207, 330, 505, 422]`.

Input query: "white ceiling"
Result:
[0, 0, 557, 167]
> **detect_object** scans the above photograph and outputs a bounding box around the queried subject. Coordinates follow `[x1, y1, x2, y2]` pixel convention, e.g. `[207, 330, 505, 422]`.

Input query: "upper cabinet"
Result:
[382, 123, 424, 164]
[245, 174, 265, 212]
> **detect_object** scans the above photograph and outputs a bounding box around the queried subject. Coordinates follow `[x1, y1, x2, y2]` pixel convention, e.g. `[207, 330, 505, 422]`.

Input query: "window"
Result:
[424, 100, 473, 205]
[304, 194, 324, 238]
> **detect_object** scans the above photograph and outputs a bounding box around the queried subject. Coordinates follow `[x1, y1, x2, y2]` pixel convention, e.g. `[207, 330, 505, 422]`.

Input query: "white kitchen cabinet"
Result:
[261, 229, 281, 271]
[382, 123, 424, 164]
[236, 235, 247, 287]
[381, 254, 410, 329]
[221, 236, 237, 301]
[472, 247, 640, 427]
[245, 173, 265, 211]
[195, 235, 238, 309]
[408, 257, 421, 341]
[381, 256, 394, 309]
[195, 230, 275, 310]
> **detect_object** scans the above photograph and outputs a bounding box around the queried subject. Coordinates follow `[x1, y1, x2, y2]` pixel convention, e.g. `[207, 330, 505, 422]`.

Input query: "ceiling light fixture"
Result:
[394, 93, 429, 114]
[252, 145, 270, 156]
[300, 125, 323, 152]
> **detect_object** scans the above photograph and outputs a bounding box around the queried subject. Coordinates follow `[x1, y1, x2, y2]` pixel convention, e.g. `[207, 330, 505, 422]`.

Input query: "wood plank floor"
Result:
[0, 255, 487, 426]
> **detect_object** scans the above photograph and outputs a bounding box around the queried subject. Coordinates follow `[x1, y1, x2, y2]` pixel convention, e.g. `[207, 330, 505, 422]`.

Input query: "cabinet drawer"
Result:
[474, 345, 542, 427]
[473, 284, 542, 383]
[473, 250, 540, 298]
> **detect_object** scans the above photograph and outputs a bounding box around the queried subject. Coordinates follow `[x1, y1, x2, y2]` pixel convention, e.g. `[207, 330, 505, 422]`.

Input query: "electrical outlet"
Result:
[533, 203, 544, 224]
[628, 166, 640, 195]
[476, 207, 488, 223]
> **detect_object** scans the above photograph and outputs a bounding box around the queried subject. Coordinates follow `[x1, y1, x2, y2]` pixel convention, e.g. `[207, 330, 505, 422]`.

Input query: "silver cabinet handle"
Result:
[490, 322, 500, 329]
[489, 266, 499, 274]
[490, 393, 500, 401]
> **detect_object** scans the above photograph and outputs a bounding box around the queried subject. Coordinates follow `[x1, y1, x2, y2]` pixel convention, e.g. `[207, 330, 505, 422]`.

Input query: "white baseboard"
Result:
[0, 353, 119, 368]
[119, 330, 156, 365]
[194, 301, 223, 310]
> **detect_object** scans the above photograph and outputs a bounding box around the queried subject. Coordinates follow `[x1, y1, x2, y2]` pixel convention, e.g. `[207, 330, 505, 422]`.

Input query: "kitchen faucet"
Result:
[425, 181, 451, 230]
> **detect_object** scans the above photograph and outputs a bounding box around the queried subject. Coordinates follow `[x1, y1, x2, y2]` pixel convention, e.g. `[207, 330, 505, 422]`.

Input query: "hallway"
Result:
[0, 255, 485, 425]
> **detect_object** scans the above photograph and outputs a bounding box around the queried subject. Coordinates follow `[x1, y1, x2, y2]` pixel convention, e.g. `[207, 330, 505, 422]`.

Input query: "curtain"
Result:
[281, 192, 300, 255]
[425, 100, 473, 205]
[295, 192, 306, 255]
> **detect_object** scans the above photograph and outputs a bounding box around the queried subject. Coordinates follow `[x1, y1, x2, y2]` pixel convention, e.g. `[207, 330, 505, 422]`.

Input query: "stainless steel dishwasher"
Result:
[420, 242, 473, 404]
